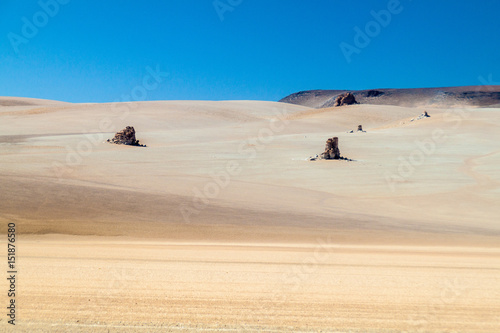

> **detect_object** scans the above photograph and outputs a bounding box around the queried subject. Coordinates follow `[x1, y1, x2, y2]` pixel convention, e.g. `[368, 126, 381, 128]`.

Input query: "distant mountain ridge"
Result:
[279, 86, 500, 108]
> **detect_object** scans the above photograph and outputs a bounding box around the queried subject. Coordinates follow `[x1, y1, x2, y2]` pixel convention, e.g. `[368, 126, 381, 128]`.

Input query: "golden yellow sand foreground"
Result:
[1, 98, 500, 331]
[7, 236, 500, 332]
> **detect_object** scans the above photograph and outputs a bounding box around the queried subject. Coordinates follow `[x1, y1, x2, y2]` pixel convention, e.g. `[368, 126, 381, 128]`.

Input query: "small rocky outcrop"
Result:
[334, 92, 358, 107]
[322, 137, 341, 160]
[107, 126, 146, 147]
[347, 125, 366, 133]
[410, 111, 431, 122]
[308, 137, 352, 161]
[365, 90, 384, 97]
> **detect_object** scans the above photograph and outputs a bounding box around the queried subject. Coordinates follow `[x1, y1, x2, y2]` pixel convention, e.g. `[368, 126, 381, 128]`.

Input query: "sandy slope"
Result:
[1, 98, 499, 332]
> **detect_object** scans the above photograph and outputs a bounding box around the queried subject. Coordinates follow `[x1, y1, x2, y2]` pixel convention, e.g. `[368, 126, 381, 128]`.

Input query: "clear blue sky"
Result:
[1, 0, 499, 103]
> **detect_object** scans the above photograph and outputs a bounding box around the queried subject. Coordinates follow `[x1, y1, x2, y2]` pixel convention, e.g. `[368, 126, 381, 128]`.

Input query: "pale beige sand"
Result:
[1, 98, 499, 331]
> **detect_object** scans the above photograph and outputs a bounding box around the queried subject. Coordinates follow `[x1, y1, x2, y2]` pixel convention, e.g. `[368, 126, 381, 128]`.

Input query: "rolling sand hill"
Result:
[1, 95, 499, 332]
[280, 85, 500, 108]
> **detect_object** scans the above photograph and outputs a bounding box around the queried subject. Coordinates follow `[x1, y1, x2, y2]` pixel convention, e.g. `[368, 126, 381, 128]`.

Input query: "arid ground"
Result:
[1, 96, 499, 332]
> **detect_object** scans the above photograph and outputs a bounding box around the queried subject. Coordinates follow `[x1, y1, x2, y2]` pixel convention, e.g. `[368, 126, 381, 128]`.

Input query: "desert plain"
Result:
[1, 94, 499, 332]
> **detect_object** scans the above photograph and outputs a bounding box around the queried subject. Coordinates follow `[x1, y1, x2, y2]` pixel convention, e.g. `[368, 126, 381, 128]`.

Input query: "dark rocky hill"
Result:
[279, 86, 500, 108]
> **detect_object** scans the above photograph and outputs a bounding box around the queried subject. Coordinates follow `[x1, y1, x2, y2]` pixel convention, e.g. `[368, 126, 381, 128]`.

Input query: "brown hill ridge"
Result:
[279, 86, 500, 108]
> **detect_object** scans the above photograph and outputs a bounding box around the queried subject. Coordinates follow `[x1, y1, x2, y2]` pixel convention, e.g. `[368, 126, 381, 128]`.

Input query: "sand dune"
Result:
[1, 97, 499, 331]
[0, 96, 69, 107]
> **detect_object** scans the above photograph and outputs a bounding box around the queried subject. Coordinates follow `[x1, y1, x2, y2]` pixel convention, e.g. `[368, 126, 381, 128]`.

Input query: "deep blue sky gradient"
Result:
[1, 0, 499, 102]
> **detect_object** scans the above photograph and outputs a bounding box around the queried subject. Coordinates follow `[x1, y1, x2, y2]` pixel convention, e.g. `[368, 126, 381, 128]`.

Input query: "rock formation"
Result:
[334, 92, 358, 107]
[322, 137, 341, 159]
[348, 125, 365, 133]
[309, 137, 352, 161]
[365, 90, 384, 97]
[411, 111, 431, 122]
[108, 126, 145, 146]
